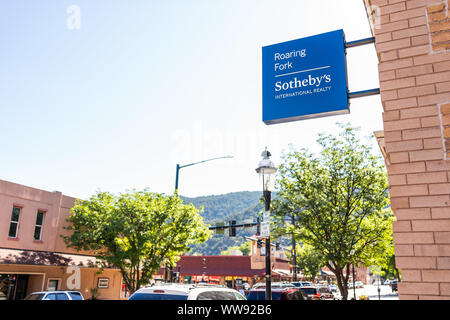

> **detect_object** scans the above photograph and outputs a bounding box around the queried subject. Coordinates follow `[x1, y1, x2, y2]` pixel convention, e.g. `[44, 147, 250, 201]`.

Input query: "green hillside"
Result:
[180, 191, 263, 255]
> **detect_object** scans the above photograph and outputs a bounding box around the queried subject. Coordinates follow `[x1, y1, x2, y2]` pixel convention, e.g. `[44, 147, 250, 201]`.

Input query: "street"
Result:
[336, 284, 398, 300]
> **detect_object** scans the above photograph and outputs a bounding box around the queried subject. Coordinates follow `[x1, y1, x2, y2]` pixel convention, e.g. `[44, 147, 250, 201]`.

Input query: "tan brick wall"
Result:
[368, 0, 450, 300]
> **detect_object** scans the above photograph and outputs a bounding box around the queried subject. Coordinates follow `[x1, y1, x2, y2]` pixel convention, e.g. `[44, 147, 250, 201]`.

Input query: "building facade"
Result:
[365, 0, 450, 299]
[0, 179, 124, 300]
[156, 238, 293, 288]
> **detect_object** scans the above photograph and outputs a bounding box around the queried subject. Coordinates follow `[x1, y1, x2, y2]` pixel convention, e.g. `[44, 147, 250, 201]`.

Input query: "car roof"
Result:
[134, 285, 192, 295]
[132, 284, 245, 300]
[249, 287, 298, 292]
[134, 284, 233, 295]
[29, 291, 80, 294]
[190, 287, 240, 292]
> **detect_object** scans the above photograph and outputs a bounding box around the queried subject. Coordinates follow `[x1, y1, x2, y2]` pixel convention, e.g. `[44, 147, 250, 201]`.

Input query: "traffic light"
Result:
[229, 220, 236, 237]
[257, 239, 263, 248]
[215, 222, 225, 235]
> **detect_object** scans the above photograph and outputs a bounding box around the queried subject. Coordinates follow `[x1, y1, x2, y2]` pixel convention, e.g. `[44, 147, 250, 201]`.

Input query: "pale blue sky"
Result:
[0, 0, 383, 199]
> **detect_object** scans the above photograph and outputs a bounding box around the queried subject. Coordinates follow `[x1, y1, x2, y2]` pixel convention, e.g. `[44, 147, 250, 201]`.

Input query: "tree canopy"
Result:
[63, 190, 211, 293]
[220, 241, 251, 256]
[272, 124, 394, 300]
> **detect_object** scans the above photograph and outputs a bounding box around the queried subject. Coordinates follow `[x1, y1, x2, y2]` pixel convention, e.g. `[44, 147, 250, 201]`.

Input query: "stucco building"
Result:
[0, 179, 124, 300]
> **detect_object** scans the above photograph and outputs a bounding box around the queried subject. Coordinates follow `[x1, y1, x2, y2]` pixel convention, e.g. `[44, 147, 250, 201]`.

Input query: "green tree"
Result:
[293, 244, 324, 282]
[220, 241, 251, 255]
[63, 190, 211, 293]
[239, 241, 251, 255]
[381, 244, 400, 281]
[273, 124, 394, 300]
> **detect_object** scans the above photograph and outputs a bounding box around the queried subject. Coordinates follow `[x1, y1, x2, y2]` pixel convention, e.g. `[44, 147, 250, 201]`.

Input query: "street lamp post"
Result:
[378, 274, 381, 300]
[349, 249, 356, 300]
[292, 216, 297, 282]
[352, 264, 356, 300]
[167, 155, 233, 282]
[256, 148, 277, 301]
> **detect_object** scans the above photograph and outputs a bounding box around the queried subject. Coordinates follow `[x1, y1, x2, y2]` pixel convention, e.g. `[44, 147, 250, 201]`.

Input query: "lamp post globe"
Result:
[255, 147, 277, 301]
[256, 148, 277, 192]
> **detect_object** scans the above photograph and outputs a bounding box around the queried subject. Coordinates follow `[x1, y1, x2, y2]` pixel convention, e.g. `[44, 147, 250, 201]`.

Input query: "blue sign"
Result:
[262, 29, 349, 125]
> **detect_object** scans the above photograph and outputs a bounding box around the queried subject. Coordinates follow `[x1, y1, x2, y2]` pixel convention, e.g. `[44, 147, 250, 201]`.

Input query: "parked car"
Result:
[329, 284, 337, 292]
[252, 282, 295, 289]
[246, 288, 308, 300]
[24, 291, 84, 300]
[355, 281, 364, 288]
[129, 284, 246, 300]
[317, 286, 335, 300]
[384, 279, 391, 285]
[299, 286, 321, 300]
[291, 281, 312, 288]
[390, 280, 398, 292]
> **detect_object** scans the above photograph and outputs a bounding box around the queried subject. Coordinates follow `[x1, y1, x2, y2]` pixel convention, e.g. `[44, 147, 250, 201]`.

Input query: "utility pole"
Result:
[167, 155, 232, 282]
[292, 215, 297, 282]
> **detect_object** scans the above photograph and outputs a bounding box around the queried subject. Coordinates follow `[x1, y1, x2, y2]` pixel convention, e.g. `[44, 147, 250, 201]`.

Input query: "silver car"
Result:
[24, 291, 84, 300]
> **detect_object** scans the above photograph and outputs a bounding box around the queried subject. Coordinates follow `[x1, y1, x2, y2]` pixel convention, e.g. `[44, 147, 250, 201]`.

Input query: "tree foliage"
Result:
[220, 241, 251, 256]
[63, 190, 211, 293]
[292, 244, 325, 282]
[272, 124, 394, 300]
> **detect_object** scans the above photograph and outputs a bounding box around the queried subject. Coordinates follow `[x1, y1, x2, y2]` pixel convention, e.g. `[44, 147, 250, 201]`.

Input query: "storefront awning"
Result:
[272, 269, 291, 277]
[0, 248, 100, 268]
[320, 269, 335, 277]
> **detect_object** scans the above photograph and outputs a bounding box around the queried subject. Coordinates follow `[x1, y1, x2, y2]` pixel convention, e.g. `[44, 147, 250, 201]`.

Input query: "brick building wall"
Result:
[366, 0, 450, 299]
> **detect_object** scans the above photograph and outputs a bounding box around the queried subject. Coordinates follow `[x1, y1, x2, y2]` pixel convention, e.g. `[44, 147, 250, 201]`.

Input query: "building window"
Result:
[47, 279, 59, 291]
[8, 207, 21, 238]
[34, 211, 45, 241]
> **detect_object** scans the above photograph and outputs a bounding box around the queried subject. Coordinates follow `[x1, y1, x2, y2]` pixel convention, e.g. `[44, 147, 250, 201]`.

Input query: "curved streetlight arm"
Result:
[179, 155, 233, 169]
[175, 155, 233, 193]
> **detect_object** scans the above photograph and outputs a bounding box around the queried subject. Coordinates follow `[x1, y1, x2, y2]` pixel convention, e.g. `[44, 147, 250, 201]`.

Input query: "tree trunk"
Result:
[334, 266, 348, 300]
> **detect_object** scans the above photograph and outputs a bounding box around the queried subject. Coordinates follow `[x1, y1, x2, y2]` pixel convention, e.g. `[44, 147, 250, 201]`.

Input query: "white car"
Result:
[355, 281, 364, 288]
[253, 282, 295, 289]
[24, 291, 84, 300]
[129, 284, 247, 300]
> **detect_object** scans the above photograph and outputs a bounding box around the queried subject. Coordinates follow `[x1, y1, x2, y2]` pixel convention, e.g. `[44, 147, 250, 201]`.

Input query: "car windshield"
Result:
[129, 293, 188, 300]
[24, 293, 45, 300]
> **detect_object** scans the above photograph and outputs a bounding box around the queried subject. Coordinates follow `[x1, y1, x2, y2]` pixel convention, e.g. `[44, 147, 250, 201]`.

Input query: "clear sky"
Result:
[0, 0, 383, 199]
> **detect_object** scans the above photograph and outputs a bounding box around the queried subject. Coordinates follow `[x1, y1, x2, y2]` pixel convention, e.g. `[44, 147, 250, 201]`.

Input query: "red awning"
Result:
[158, 256, 266, 277]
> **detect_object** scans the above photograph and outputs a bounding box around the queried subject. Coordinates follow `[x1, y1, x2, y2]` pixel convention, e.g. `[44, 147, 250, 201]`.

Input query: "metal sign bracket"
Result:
[345, 36, 380, 99]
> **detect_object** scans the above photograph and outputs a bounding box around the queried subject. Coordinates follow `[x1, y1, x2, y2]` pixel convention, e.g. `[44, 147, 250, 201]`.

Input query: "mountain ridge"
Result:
[180, 191, 263, 255]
